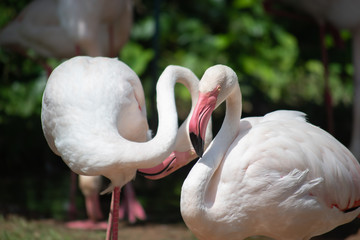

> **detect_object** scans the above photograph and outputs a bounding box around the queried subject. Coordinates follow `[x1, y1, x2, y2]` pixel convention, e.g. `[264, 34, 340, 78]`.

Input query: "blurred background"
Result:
[0, 0, 359, 239]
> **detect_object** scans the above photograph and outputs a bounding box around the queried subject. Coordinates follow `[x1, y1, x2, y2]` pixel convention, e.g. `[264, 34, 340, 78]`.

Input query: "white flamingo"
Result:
[41, 56, 206, 240]
[57, 0, 132, 57]
[0, 0, 132, 62]
[180, 65, 360, 240]
[0, 0, 76, 75]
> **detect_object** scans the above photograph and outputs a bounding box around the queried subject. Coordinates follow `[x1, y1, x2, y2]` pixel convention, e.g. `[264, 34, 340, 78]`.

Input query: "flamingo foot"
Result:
[119, 182, 146, 224]
[65, 219, 108, 230]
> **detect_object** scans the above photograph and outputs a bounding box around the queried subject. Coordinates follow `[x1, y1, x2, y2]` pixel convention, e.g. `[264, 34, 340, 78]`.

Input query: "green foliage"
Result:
[119, 41, 154, 76]
[0, 74, 45, 121]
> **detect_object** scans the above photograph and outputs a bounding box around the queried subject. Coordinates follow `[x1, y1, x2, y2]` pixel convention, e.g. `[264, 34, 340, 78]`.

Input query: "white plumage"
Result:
[0, 0, 132, 58]
[41, 56, 202, 190]
[41, 56, 207, 239]
[57, 0, 132, 57]
[183, 65, 360, 240]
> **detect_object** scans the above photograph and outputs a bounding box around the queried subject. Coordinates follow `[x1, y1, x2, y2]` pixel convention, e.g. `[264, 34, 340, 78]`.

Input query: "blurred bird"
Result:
[57, 0, 132, 57]
[0, 0, 132, 58]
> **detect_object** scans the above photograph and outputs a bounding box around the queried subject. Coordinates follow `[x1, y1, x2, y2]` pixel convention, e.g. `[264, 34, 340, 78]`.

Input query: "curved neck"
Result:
[181, 82, 242, 220]
[107, 66, 199, 180]
[174, 70, 200, 150]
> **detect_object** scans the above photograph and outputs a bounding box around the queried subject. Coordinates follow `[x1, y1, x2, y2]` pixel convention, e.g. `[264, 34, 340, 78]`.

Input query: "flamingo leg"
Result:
[68, 171, 78, 220]
[106, 186, 120, 240]
[121, 182, 146, 223]
[105, 192, 113, 240]
[85, 193, 103, 221]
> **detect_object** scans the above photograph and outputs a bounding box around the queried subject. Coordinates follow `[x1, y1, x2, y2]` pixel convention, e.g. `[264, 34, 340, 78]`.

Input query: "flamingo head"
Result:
[189, 65, 237, 157]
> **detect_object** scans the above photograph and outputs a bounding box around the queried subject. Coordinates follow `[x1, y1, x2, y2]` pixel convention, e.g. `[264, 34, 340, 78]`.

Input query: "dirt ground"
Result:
[2, 215, 360, 240]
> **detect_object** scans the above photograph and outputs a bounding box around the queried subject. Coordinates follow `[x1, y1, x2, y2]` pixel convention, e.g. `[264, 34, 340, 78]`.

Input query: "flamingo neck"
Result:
[181, 82, 242, 229]
[106, 66, 199, 186]
[174, 71, 200, 149]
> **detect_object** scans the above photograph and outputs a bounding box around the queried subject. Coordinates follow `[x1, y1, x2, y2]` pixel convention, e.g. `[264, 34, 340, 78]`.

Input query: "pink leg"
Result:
[122, 182, 146, 223]
[106, 187, 120, 240]
[118, 182, 146, 223]
[66, 182, 107, 230]
[68, 171, 77, 220]
[105, 192, 113, 240]
[85, 194, 103, 221]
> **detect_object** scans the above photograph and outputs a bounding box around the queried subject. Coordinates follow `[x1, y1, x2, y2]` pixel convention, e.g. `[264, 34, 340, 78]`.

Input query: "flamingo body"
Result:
[41, 56, 208, 239]
[42, 56, 149, 187]
[183, 65, 360, 240]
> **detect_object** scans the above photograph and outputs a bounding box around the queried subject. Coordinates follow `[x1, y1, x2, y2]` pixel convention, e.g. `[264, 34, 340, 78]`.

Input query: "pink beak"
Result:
[137, 150, 196, 180]
[189, 87, 219, 157]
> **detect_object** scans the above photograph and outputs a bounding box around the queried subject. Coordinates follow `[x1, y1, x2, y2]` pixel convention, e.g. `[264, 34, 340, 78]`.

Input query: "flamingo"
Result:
[41, 56, 206, 240]
[0, 0, 76, 75]
[0, 0, 132, 60]
[57, 0, 132, 57]
[265, 0, 360, 162]
[179, 64, 360, 240]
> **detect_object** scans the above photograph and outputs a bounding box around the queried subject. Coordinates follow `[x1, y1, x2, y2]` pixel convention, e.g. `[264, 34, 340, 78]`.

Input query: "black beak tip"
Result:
[190, 132, 204, 157]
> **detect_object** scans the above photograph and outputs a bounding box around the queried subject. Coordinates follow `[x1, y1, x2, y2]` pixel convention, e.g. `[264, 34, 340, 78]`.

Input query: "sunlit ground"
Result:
[2, 214, 360, 240]
[0, 214, 196, 240]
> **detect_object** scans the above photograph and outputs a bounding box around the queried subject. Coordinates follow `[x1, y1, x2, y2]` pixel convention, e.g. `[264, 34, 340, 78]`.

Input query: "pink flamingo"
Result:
[179, 65, 360, 239]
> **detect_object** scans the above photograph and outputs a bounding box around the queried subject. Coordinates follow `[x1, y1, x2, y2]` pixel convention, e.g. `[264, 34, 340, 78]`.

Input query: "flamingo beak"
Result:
[189, 87, 219, 157]
[137, 150, 196, 180]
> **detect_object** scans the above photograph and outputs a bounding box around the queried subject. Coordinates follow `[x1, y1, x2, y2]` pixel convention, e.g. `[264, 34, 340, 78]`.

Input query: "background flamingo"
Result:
[0, 0, 133, 58]
[57, 0, 132, 57]
[264, 0, 360, 162]
[178, 64, 360, 239]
